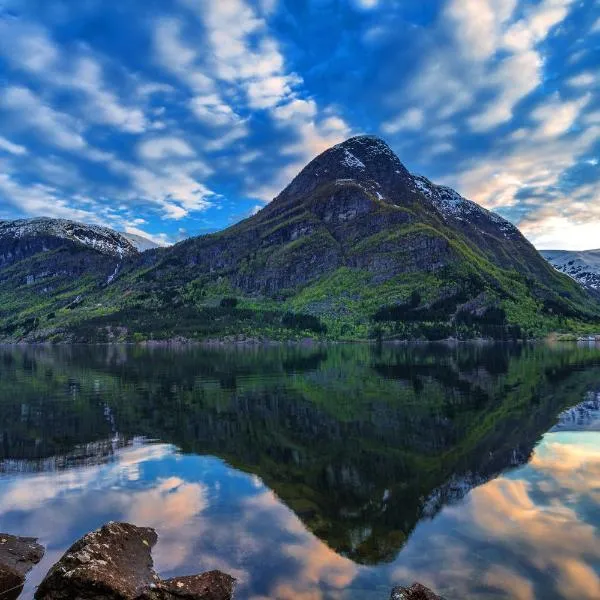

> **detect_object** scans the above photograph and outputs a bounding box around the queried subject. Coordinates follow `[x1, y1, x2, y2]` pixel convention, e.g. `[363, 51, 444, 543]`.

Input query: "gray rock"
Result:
[145, 572, 236, 600]
[35, 522, 234, 600]
[391, 582, 446, 600]
[0, 533, 45, 600]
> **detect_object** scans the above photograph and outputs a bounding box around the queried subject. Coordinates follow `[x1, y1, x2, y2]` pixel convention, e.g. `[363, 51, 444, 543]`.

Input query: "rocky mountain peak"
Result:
[276, 135, 412, 203]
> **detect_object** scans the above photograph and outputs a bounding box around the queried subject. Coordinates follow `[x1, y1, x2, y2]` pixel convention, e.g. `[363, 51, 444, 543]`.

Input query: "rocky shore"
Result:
[0, 522, 445, 599]
[0, 534, 45, 600]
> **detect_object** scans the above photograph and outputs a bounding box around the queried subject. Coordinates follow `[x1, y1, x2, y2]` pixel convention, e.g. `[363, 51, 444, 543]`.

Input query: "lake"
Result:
[1, 343, 599, 599]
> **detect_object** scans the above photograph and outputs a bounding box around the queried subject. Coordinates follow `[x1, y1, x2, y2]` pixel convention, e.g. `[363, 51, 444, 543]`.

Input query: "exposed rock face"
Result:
[35, 522, 235, 600]
[391, 582, 446, 600]
[0, 533, 45, 600]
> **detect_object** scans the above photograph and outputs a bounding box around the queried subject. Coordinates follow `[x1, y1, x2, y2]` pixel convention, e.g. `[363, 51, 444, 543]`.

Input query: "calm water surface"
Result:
[0, 343, 599, 599]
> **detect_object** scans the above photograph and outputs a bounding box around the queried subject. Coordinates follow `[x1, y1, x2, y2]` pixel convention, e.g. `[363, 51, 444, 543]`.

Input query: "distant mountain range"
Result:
[1, 135, 599, 342]
[540, 249, 600, 295]
[0, 217, 158, 258]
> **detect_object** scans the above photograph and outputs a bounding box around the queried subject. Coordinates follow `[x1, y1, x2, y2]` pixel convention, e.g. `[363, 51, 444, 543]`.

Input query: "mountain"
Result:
[1, 136, 599, 342]
[0, 218, 145, 339]
[540, 249, 600, 295]
[0, 217, 140, 259]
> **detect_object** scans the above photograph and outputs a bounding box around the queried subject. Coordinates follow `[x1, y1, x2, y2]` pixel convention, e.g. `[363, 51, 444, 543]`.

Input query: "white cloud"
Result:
[70, 57, 148, 134]
[520, 214, 600, 251]
[172, 0, 352, 200]
[0, 19, 151, 134]
[153, 16, 246, 142]
[567, 72, 597, 88]
[181, 0, 302, 110]
[1, 86, 87, 151]
[354, 0, 379, 8]
[383, 0, 577, 136]
[0, 172, 99, 222]
[468, 50, 542, 131]
[531, 93, 591, 138]
[0, 136, 27, 155]
[451, 132, 598, 212]
[188, 94, 242, 127]
[137, 136, 196, 161]
[444, 0, 518, 61]
[0, 19, 58, 74]
[428, 142, 454, 157]
[469, 0, 576, 130]
[153, 18, 215, 94]
[109, 158, 215, 219]
[382, 108, 425, 134]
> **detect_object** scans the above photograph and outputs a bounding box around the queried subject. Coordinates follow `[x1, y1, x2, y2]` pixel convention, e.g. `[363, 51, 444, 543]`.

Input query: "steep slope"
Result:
[541, 249, 600, 294]
[1, 136, 599, 342]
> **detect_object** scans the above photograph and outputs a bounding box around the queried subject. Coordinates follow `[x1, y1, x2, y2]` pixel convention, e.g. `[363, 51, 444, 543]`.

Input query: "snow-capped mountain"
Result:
[0, 217, 140, 258]
[540, 249, 600, 292]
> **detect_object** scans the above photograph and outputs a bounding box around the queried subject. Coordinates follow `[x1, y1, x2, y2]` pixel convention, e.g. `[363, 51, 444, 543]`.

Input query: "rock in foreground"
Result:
[35, 522, 235, 600]
[0, 533, 45, 600]
[391, 582, 446, 600]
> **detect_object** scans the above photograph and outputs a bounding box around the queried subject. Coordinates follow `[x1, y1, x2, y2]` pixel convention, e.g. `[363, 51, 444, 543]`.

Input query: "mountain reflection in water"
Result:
[0, 343, 599, 599]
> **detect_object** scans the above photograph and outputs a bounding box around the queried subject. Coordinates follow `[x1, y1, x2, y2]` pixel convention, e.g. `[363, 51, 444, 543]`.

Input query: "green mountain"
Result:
[1, 136, 599, 342]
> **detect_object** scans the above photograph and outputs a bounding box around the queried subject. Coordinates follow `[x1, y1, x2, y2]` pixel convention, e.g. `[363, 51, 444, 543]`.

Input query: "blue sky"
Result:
[0, 0, 598, 249]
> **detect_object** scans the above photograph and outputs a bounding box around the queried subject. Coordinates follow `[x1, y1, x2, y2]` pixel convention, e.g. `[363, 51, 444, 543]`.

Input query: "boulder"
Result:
[0, 533, 45, 600]
[145, 572, 236, 600]
[35, 522, 234, 600]
[391, 582, 446, 600]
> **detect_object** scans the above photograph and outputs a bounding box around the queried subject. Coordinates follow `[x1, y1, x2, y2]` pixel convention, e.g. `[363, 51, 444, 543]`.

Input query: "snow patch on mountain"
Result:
[540, 249, 600, 291]
[411, 174, 519, 238]
[0, 218, 139, 258]
[341, 149, 366, 170]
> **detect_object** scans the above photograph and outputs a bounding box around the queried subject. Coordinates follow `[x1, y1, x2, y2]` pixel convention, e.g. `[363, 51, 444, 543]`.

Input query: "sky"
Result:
[0, 0, 598, 249]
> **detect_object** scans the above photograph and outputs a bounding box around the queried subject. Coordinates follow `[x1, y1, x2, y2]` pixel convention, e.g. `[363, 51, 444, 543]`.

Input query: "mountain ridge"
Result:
[1, 135, 599, 342]
[540, 249, 600, 295]
[0, 217, 159, 258]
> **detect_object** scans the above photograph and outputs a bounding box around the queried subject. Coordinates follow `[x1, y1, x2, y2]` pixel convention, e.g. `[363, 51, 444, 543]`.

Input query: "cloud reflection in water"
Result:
[1, 434, 599, 598]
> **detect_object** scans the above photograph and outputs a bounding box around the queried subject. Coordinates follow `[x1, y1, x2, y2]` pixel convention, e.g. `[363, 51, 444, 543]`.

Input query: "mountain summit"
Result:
[278, 135, 412, 202]
[1, 136, 598, 342]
